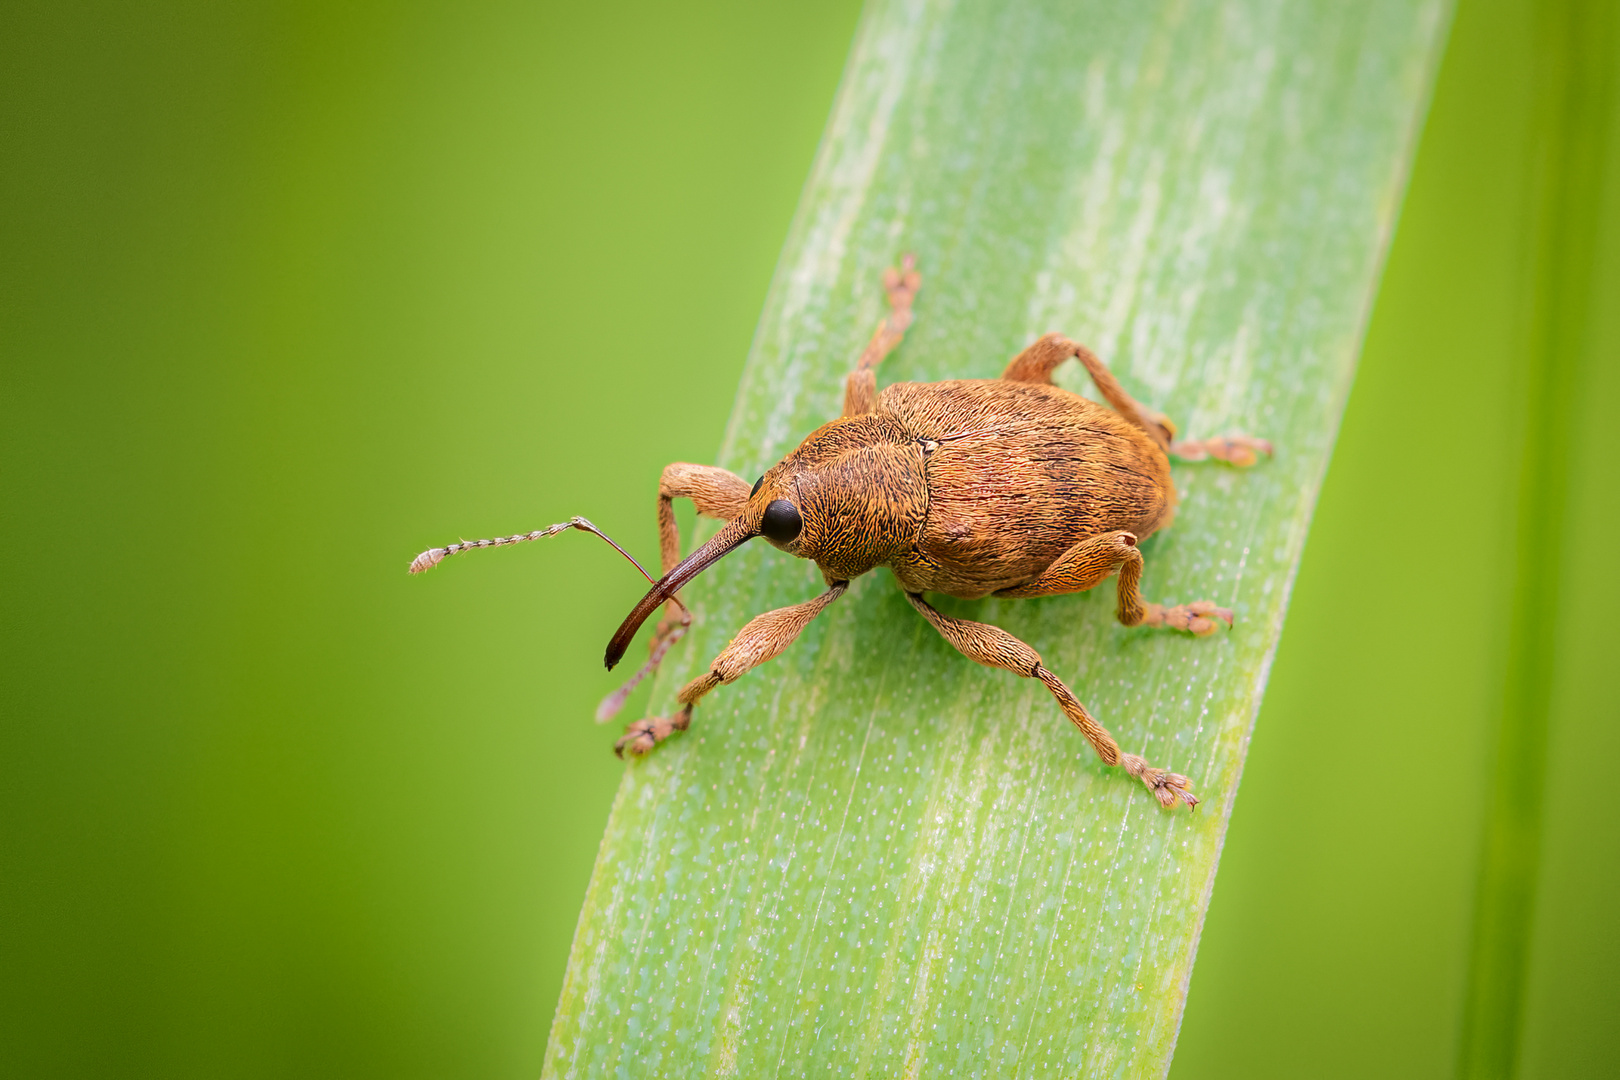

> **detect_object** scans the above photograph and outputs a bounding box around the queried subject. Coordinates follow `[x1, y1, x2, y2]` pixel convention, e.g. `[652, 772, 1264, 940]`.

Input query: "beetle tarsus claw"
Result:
[1143, 600, 1233, 636]
[613, 722, 655, 758]
[1169, 433, 1273, 467]
[1120, 753, 1199, 810]
[613, 707, 692, 759]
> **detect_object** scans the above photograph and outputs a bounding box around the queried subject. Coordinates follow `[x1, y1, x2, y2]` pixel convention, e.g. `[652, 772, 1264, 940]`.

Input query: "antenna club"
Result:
[409, 548, 448, 573]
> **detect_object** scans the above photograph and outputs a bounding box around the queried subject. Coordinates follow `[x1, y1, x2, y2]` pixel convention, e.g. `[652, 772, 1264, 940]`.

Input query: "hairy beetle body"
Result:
[410, 258, 1271, 809]
[880, 379, 1175, 599]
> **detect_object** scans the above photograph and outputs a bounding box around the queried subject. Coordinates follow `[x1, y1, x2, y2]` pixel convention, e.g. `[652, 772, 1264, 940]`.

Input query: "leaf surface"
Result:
[544, 1, 1450, 1076]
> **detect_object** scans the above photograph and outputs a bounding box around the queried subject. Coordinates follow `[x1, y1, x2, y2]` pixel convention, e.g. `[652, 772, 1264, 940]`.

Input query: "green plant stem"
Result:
[544, 2, 1449, 1076]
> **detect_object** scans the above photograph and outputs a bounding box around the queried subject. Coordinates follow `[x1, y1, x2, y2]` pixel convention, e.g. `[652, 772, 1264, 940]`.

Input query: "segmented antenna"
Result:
[409, 516, 684, 612]
[410, 523, 572, 573]
[412, 515, 692, 717]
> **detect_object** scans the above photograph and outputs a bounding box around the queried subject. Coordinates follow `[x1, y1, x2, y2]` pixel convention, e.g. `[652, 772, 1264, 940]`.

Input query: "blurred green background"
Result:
[2, 1, 1614, 1078]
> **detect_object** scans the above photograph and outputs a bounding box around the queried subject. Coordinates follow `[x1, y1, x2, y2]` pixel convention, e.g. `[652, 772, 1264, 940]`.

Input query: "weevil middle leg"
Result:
[904, 591, 1197, 808]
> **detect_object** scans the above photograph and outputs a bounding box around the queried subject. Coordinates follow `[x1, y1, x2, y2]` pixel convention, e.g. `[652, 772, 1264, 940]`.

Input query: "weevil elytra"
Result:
[411, 258, 1270, 809]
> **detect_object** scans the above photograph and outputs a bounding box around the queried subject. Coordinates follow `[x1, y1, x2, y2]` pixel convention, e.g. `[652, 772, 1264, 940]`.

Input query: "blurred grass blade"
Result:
[1456, 2, 1617, 1076]
[544, 1, 1449, 1076]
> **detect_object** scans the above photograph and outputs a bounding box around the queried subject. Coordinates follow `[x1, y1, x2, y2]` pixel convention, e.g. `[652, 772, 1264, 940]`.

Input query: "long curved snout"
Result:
[603, 514, 757, 669]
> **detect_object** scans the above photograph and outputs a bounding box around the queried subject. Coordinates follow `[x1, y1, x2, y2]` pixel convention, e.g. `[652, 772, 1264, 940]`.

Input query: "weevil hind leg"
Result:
[1139, 599, 1234, 637]
[615, 582, 848, 757]
[842, 256, 920, 417]
[995, 530, 1147, 621]
[1001, 334, 1271, 465]
[1167, 434, 1273, 467]
[1001, 334, 1175, 447]
[904, 591, 1198, 809]
[994, 531, 1232, 636]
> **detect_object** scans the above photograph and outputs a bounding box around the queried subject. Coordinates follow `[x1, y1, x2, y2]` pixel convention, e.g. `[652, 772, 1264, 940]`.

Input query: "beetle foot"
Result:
[883, 253, 921, 311]
[1169, 434, 1273, 467]
[1143, 600, 1233, 637]
[1120, 753, 1199, 809]
[613, 706, 692, 758]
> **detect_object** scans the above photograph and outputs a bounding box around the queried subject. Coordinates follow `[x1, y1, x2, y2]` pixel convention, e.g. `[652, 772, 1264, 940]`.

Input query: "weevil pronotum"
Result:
[411, 258, 1270, 809]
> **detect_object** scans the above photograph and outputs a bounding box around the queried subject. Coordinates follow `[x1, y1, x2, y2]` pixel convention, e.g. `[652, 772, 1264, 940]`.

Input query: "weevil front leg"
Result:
[995, 531, 1233, 637]
[905, 591, 1197, 809]
[652, 463, 751, 629]
[842, 256, 920, 417]
[595, 463, 753, 724]
[615, 582, 848, 757]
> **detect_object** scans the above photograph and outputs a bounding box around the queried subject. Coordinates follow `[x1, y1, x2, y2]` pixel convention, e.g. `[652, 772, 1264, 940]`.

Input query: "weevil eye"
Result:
[760, 499, 802, 543]
[750, 476, 763, 497]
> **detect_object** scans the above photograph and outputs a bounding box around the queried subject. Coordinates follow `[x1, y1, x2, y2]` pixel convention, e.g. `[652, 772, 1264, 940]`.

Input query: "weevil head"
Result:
[603, 414, 927, 669]
[748, 414, 927, 578]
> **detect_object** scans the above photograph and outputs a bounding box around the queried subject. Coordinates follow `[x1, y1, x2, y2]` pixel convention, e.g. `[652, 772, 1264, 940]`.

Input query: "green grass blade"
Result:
[543, 2, 1449, 1076]
[1456, 2, 1617, 1076]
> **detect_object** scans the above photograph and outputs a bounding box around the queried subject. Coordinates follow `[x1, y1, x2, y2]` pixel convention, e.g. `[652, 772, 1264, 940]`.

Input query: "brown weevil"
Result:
[410, 258, 1270, 809]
